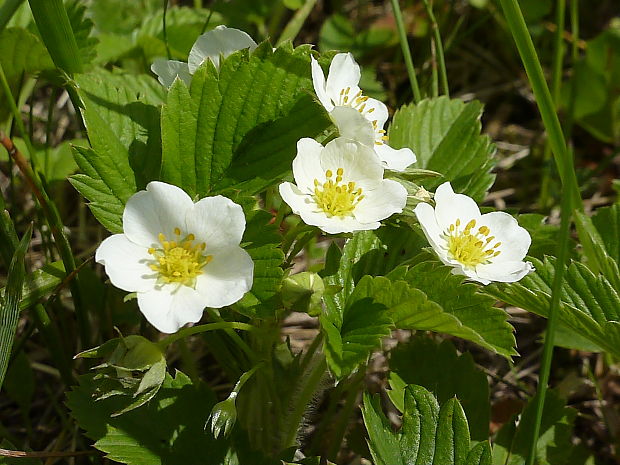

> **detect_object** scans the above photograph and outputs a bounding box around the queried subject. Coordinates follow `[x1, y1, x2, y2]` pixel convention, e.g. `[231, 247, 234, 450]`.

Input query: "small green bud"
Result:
[281, 271, 325, 316]
[208, 393, 237, 439]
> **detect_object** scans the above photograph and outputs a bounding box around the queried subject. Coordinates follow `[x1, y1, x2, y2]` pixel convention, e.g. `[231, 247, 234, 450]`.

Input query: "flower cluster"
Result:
[97, 28, 534, 335]
[279, 53, 415, 234]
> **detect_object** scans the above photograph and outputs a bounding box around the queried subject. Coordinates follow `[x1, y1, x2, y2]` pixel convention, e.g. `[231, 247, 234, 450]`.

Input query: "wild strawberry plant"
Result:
[0, 1, 618, 465]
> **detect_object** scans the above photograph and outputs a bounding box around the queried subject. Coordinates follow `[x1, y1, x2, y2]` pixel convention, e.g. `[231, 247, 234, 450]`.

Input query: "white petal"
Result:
[330, 106, 375, 148]
[317, 215, 380, 234]
[475, 260, 535, 284]
[433, 182, 481, 231]
[151, 59, 191, 87]
[414, 202, 448, 256]
[311, 56, 334, 111]
[325, 53, 361, 101]
[195, 246, 254, 307]
[279, 182, 315, 216]
[320, 138, 383, 190]
[353, 179, 407, 223]
[363, 98, 389, 128]
[478, 211, 532, 262]
[292, 138, 327, 192]
[374, 144, 416, 171]
[187, 195, 246, 250]
[95, 234, 155, 293]
[188, 25, 257, 73]
[123, 181, 194, 247]
[137, 286, 207, 333]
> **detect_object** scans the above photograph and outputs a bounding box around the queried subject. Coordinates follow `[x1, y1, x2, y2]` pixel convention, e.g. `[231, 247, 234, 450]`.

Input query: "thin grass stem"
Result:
[276, 0, 318, 46]
[497, 2, 581, 464]
[162, 0, 171, 60]
[390, 0, 422, 103]
[157, 321, 255, 349]
[422, 0, 449, 96]
[539, 0, 566, 208]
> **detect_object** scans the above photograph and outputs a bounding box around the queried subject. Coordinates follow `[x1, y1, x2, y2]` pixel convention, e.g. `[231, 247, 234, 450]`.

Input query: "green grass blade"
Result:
[0, 0, 24, 32]
[0, 225, 31, 390]
[497, 2, 581, 464]
[27, 0, 82, 73]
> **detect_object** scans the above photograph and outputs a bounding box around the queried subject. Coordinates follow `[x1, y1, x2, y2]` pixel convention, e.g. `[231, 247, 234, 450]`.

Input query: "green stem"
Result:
[527, 174, 573, 465]
[162, 0, 171, 60]
[538, 0, 566, 208]
[157, 321, 255, 349]
[207, 308, 257, 362]
[276, 0, 318, 46]
[499, 0, 581, 211]
[281, 355, 327, 449]
[0, 62, 90, 348]
[390, 0, 422, 103]
[497, 2, 579, 465]
[564, 0, 579, 140]
[232, 362, 264, 395]
[422, 0, 449, 96]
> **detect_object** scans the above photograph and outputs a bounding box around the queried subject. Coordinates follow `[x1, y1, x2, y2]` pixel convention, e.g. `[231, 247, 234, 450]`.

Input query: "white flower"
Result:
[279, 137, 407, 234]
[151, 25, 257, 87]
[95, 181, 254, 333]
[310, 53, 416, 172]
[414, 182, 534, 285]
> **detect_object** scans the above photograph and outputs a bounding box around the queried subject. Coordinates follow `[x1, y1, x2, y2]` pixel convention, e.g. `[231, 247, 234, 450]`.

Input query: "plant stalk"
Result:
[497, 2, 580, 464]
[390, 0, 422, 103]
[422, 0, 449, 96]
[157, 321, 255, 349]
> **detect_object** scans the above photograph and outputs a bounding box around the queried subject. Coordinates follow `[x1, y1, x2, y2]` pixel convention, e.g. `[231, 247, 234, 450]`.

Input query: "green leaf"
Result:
[233, 201, 284, 319]
[591, 203, 620, 264]
[16, 261, 65, 310]
[70, 70, 164, 232]
[486, 257, 620, 357]
[28, 0, 83, 73]
[388, 97, 496, 201]
[362, 384, 491, 465]
[65, 0, 98, 66]
[492, 390, 577, 465]
[389, 338, 490, 441]
[319, 14, 397, 59]
[0, 226, 31, 390]
[395, 262, 516, 358]
[318, 231, 396, 378]
[136, 7, 222, 60]
[160, 41, 331, 198]
[67, 371, 228, 465]
[320, 276, 393, 378]
[0, 27, 53, 78]
[0, 27, 53, 124]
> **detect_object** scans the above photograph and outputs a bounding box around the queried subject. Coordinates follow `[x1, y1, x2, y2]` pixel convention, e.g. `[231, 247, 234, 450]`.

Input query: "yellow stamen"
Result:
[313, 167, 363, 217]
[444, 219, 502, 269]
[148, 228, 212, 286]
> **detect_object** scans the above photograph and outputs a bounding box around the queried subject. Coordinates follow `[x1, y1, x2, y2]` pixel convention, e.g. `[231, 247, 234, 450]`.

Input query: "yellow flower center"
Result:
[148, 227, 212, 286]
[313, 168, 364, 217]
[445, 219, 501, 269]
[337, 87, 388, 146]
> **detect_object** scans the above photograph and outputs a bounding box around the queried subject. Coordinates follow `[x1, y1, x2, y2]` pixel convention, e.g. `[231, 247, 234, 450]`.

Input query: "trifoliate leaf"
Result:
[389, 96, 496, 201]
